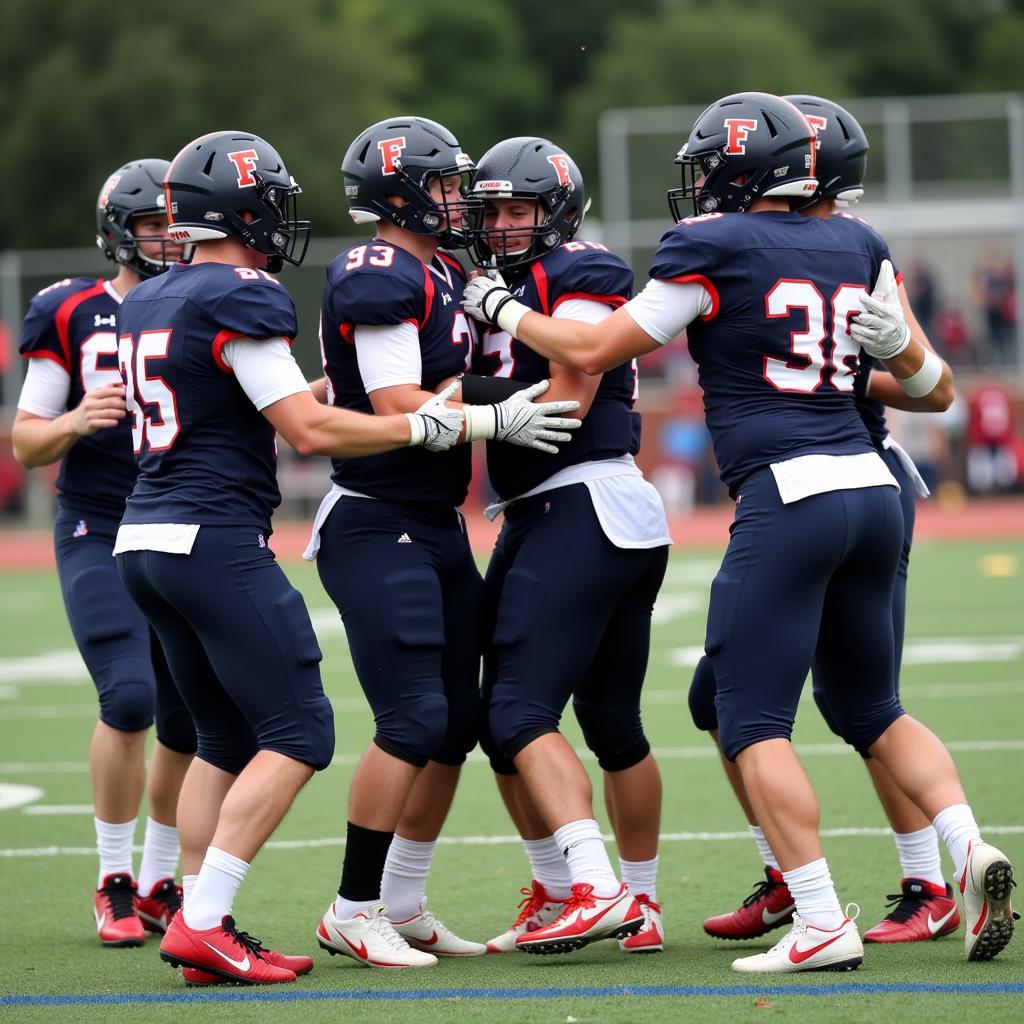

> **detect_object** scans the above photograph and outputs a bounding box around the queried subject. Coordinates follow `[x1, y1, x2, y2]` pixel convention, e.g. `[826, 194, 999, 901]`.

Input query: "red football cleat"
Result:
[704, 867, 795, 941]
[182, 947, 314, 985]
[160, 913, 297, 984]
[135, 878, 183, 934]
[619, 893, 664, 953]
[486, 881, 565, 953]
[863, 877, 961, 943]
[514, 883, 643, 955]
[94, 873, 146, 948]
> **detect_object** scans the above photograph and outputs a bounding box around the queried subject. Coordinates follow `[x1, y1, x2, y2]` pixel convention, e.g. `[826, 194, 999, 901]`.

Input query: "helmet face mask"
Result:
[467, 137, 586, 274]
[95, 159, 179, 279]
[164, 131, 311, 272]
[343, 117, 481, 249]
[667, 93, 819, 220]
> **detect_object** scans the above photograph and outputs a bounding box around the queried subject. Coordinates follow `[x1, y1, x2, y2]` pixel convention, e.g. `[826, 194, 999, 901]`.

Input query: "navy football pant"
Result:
[118, 526, 334, 774]
[54, 508, 195, 754]
[706, 471, 905, 762]
[689, 449, 915, 756]
[482, 484, 668, 771]
[316, 497, 483, 768]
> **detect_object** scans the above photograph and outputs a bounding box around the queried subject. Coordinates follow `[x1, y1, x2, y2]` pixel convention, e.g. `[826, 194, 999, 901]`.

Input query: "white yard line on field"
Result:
[3, 824, 1024, 858]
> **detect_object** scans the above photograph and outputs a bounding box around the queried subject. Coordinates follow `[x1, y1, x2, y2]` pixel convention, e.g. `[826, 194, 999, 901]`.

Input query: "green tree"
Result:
[0, 0, 411, 248]
[968, 9, 1024, 91]
[353, 0, 546, 163]
[559, 3, 849, 211]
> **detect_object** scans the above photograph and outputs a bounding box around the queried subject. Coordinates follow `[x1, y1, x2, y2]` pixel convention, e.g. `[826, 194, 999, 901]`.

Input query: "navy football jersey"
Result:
[650, 209, 894, 493]
[474, 242, 639, 499]
[19, 276, 136, 517]
[854, 355, 888, 448]
[118, 262, 298, 532]
[321, 240, 473, 506]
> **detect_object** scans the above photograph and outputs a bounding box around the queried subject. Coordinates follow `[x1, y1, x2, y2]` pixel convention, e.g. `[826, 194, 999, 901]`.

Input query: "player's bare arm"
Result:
[12, 384, 127, 468]
[866, 282, 954, 412]
[852, 261, 953, 412]
[263, 387, 462, 457]
[464, 276, 660, 375]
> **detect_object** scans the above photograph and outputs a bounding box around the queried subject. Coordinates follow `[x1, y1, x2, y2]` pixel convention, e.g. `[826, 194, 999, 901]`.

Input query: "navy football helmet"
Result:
[784, 95, 869, 204]
[668, 92, 818, 220]
[95, 159, 175, 279]
[163, 130, 310, 272]
[342, 116, 479, 248]
[468, 137, 588, 274]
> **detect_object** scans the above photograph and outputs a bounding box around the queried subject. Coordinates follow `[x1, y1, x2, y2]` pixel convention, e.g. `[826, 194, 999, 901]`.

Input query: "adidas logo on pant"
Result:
[397, 533, 413, 544]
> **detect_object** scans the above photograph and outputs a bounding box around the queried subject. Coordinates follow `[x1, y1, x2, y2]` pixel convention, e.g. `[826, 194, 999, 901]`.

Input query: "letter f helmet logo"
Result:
[378, 137, 407, 175]
[227, 149, 259, 188]
[723, 118, 758, 156]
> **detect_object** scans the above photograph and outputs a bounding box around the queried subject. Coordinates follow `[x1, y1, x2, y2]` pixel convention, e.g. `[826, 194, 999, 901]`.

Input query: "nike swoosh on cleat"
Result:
[575, 895, 629, 927]
[762, 906, 795, 926]
[340, 934, 368, 959]
[928, 907, 957, 935]
[788, 932, 845, 964]
[201, 941, 251, 971]
[95, 912, 106, 930]
[418, 931, 440, 946]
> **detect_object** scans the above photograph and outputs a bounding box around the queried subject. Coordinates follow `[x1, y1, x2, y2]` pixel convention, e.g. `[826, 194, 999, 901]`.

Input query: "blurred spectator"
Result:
[934, 306, 972, 366]
[973, 252, 1017, 366]
[906, 258, 938, 338]
[965, 381, 1021, 494]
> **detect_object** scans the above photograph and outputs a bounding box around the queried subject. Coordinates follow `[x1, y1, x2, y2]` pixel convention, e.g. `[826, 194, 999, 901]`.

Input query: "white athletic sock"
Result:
[552, 819, 620, 898]
[892, 826, 945, 887]
[137, 818, 181, 897]
[380, 835, 436, 922]
[333, 896, 378, 921]
[523, 836, 573, 900]
[182, 873, 198, 907]
[749, 825, 780, 871]
[782, 858, 845, 931]
[95, 817, 136, 889]
[619, 856, 658, 902]
[183, 847, 250, 931]
[932, 803, 981, 878]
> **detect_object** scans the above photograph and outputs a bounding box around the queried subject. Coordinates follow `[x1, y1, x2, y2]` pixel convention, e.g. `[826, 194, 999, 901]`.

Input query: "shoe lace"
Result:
[879, 891, 925, 924]
[740, 876, 780, 909]
[102, 876, 138, 920]
[368, 908, 414, 952]
[222, 916, 267, 961]
[554, 883, 597, 921]
[511, 884, 549, 928]
[150, 880, 182, 917]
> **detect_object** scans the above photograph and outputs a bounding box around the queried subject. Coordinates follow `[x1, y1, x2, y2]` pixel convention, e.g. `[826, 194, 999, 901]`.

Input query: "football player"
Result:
[464, 138, 670, 956]
[465, 92, 1015, 971]
[693, 95, 962, 947]
[114, 129, 465, 986]
[12, 160, 197, 948]
[307, 117, 581, 968]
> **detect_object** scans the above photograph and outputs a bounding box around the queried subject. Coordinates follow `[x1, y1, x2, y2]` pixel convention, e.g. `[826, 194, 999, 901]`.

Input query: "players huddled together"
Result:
[12, 91, 1016, 984]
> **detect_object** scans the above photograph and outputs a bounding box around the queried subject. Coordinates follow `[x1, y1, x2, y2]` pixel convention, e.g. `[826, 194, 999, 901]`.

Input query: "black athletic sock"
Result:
[338, 821, 395, 902]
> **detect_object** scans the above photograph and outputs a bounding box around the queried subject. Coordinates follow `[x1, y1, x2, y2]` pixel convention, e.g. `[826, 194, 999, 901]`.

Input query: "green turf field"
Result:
[1, 539, 1022, 1023]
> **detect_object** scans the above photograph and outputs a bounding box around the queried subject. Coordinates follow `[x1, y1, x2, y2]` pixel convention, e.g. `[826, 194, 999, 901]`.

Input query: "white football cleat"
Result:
[958, 840, 1016, 961]
[514, 883, 643, 955]
[391, 900, 486, 957]
[731, 911, 863, 973]
[619, 893, 664, 953]
[486, 880, 565, 953]
[315, 902, 437, 968]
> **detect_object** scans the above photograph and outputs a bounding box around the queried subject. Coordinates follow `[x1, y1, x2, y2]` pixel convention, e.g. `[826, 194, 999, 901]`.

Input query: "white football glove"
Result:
[462, 272, 532, 337]
[850, 259, 911, 360]
[406, 380, 464, 452]
[463, 379, 582, 455]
